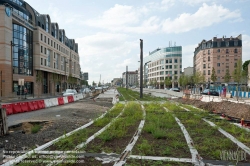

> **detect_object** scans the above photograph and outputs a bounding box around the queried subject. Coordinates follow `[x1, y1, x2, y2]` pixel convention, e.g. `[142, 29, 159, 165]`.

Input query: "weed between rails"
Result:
[50, 103, 124, 151]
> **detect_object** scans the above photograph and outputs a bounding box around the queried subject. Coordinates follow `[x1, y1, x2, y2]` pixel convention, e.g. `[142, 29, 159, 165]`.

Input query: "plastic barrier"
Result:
[51, 98, 59, 106]
[63, 96, 68, 104]
[44, 99, 51, 108]
[2, 104, 13, 115]
[27, 101, 34, 111]
[73, 95, 78, 101]
[78, 93, 83, 99]
[20, 102, 28, 112]
[38, 100, 45, 109]
[13, 103, 22, 113]
[67, 95, 73, 103]
[58, 97, 64, 105]
[33, 101, 38, 110]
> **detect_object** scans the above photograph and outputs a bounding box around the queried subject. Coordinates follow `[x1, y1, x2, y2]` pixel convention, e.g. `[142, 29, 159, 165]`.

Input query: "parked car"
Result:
[169, 88, 180, 92]
[63, 89, 77, 96]
[201, 89, 219, 96]
[80, 88, 91, 94]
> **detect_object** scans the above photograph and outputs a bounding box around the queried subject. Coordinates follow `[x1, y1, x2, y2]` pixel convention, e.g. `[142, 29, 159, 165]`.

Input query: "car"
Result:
[63, 89, 77, 96]
[201, 89, 219, 96]
[80, 88, 91, 94]
[169, 88, 180, 92]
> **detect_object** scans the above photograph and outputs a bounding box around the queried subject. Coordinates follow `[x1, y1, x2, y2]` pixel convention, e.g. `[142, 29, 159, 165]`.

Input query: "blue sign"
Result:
[5, 7, 11, 17]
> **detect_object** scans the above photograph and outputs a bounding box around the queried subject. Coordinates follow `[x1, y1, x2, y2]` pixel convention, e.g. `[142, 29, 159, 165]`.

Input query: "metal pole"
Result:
[11, 41, 13, 96]
[0, 71, 2, 98]
[126, 66, 128, 90]
[140, 39, 143, 98]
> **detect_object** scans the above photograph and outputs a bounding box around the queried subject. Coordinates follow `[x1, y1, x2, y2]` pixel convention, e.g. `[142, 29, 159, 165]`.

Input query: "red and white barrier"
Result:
[63, 96, 68, 104]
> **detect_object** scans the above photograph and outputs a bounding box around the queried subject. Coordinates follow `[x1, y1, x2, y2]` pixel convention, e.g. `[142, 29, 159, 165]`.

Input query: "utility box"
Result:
[0, 105, 8, 136]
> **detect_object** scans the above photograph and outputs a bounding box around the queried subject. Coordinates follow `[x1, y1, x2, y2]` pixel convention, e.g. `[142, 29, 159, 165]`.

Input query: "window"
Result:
[180, 65, 182, 68]
[57, 44, 58, 50]
[208, 50, 210, 55]
[234, 48, 238, 53]
[217, 63, 220, 67]
[234, 41, 238, 46]
[48, 38, 50, 45]
[217, 42, 221, 47]
[54, 52, 55, 58]
[166, 65, 168, 69]
[54, 62, 55, 68]
[217, 49, 220, 53]
[51, 40, 53, 46]
[203, 70, 206, 75]
[174, 65, 177, 69]
[208, 70, 210, 75]
[165, 71, 168, 74]
[54, 42, 55, 48]
[226, 41, 229, 47]
[226, 49, 229, 53]
[41, 46, 43, 53]
[217, 70, 220, 74]
[234, 63, 237, 67]
[169, 59, 172, 63]
[44, 48, 46, 54]
[169, 65, 172, 69]
[208, 63, 210, 68]
[41, 58, 43, 65]
[174, 71, 178, 74]
[40, 34, 43, 41]
[203, 64, 206, 69]
[208, 56, 210, 61]
[54, 25, 57, 38]
[44, 36, 46, 43]
[44, 59, 47, 66]
[166, 60, 168, 63]
[174, 59, 178, 63]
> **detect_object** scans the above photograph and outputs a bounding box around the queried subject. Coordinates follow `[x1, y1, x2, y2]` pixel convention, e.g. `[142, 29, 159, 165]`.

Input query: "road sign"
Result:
[18, 79, 24, 86]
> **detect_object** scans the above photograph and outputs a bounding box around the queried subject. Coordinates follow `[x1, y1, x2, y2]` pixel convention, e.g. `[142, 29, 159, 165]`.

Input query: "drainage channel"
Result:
[2, 105, 117, 166]
[44, 103, 127, 166]
[164, 107, 204, 166]
[114, 104, 146, 166]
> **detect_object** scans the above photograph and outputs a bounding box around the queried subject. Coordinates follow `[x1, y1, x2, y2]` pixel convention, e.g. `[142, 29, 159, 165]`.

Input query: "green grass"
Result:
[31, 124, 42, 134]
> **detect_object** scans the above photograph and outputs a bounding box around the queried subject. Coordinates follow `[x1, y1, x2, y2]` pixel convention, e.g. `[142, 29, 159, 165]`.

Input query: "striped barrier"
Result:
[63, 96, 68, 104]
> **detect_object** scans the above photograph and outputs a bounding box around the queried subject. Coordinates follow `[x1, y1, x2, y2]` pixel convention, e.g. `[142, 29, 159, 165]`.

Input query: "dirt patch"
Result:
[0, 99, 113, 152]
[173, 98, 250, 120]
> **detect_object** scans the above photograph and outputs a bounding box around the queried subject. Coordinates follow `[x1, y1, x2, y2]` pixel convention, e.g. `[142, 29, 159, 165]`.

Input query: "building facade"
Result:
[122, 70, 138, 87]
[183, 67, 193, 76]
[194, 35, 242, 83]
[0, 0, 80, 98]
[141, 46, 182, 88]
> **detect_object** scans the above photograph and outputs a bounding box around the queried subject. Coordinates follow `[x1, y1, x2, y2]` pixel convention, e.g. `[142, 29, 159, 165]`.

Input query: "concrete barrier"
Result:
[63, 96, 68, 104]
[44, 99, 52, 108]
[51, 98, 59, 106]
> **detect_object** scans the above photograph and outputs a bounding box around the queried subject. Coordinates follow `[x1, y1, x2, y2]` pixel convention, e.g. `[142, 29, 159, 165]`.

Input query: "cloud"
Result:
[161, 3, 242, 33]
[146, 0, 175, 11]
[76, 32, 139, 83]
[182, 44, 197, 70]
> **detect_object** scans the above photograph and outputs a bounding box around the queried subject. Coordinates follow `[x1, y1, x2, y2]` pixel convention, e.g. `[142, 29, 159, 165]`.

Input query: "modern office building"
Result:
[183, 67, 193, 76]
[122, 70, 138, 87]
[141, 46, 182, 88]
[194, 35, 242, 83]
[0, 0, 81, 98]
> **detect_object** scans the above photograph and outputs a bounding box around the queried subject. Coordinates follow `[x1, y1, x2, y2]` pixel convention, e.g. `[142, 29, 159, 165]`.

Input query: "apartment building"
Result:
[194, 35, 242, 83]
[122, 70, 138, 87]
[141, 46, 182, 88]
[0, 0, 81, 97]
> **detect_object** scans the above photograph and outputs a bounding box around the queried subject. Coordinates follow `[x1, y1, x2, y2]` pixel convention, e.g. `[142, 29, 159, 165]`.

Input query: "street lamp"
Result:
[140, 39, 143, 98]
[64, 58, 68, 90]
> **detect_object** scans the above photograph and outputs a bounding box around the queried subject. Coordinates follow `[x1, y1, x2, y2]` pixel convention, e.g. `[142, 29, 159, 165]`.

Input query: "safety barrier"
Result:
[27, 101, 34, 111]
[78, 93, 83, 99]
[63, 96, 68, 104]
[1, 104, 13, 115]
[51, 98, 59, 107]
[44, 99, 51, 108]
[33, 101, 38, 110]
[67, 95, 74, 103]
[12, 103, 22, 113]
[20, 102, 28, 112]
[58, 97, 64, 105]
[38, 100, 45, 109]
[73, 95, 79, 101]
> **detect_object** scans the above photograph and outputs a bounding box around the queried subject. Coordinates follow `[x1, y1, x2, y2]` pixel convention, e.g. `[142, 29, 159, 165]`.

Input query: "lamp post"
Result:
[126, 66, 128, 90]
[11, 41, 15, 95]
[64, 58, 68, 90]
[140, 39, 143, 98]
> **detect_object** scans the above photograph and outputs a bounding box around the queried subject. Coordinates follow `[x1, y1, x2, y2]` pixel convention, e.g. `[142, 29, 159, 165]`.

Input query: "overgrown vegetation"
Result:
[31, 124, 42, 134]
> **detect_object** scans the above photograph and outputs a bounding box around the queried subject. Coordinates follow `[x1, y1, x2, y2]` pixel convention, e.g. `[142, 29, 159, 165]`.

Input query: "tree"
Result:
[242, 60, 250, 72]
[224, 69, 231, 84]
[164, 77, 172, 89]
[211, 67, 217, 83]
[179, 74, 189, 90]
[233, 59, 243, 100]
[80, 80, 88, 86]
[92, 81, 96, 86]
[36, 70, 43, 97]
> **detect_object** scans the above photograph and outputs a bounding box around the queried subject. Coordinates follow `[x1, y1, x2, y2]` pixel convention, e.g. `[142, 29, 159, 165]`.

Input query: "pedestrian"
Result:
[200, 86, 203, 94]
[223, 86, 226, 97]
[24, 87, 27, 99]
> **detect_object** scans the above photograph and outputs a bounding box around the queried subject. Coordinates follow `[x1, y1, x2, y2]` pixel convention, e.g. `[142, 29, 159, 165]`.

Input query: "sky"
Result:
[25, 0, 250, 84]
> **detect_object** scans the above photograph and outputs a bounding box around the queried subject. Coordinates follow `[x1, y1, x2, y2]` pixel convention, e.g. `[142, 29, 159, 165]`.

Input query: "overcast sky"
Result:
[25, 0, 250, 84]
